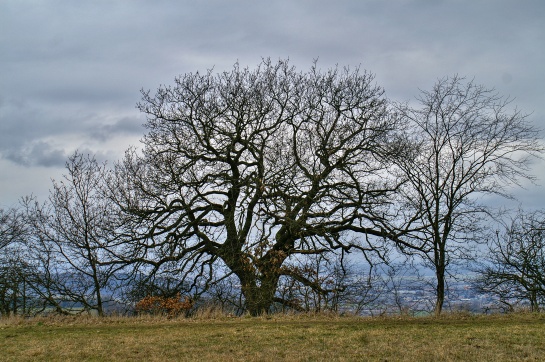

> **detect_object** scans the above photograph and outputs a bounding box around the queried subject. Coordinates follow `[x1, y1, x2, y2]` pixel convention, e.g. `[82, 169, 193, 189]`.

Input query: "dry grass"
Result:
[1, 312, 544, 361]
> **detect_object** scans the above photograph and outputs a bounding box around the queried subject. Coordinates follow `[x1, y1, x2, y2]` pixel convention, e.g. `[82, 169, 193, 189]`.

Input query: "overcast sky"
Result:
[1, 0, 544, 209]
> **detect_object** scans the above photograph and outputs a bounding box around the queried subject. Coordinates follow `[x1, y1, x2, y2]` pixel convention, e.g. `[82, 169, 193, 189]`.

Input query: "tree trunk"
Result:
[22, 279, 27, 315]
[530, 290, 539, 312]
[220, 245, 286, 315]
[235, 262, 282, 316]
[91, 262, 104, 317]
[12, 286, 18, 316]
[94, 278, 104, 317]
[434, 235, 447, 317]
[434, 268, 445, 316]
[240, 279, 278, 316]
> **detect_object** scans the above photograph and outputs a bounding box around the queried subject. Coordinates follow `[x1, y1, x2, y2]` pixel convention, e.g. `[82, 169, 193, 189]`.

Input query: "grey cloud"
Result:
[0, 97, 143, 167]
[88, 117, 144, 142]
[2, 140, 124, 169]
[0, 98, 78, 148]
[4, 141, 67, 168]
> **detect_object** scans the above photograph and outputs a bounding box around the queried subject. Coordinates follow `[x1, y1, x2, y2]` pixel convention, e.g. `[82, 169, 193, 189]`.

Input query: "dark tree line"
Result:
[0, 59, 542, 316]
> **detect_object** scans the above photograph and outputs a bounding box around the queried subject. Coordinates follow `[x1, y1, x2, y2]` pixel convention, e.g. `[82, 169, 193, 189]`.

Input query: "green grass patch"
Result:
[1, 313, 544, 361]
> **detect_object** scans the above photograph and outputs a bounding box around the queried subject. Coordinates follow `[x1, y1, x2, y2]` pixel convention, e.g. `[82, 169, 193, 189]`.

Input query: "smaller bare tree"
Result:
[0, 206, 35, 316]
[392, 75, 543, 315]
[475, 210, 545, 312]
[24, 152, 123, 316]
[0, 249, 34, 316]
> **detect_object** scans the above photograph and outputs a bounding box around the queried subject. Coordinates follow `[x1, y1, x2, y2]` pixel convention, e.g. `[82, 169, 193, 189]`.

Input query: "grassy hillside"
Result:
[1, 313, 544, 361]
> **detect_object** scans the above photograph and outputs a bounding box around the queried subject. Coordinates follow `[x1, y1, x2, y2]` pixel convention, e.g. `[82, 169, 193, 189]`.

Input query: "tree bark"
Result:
[239, 277, 279, 316]
[434, 270, 445, 316]
[222, 249, 285, 316]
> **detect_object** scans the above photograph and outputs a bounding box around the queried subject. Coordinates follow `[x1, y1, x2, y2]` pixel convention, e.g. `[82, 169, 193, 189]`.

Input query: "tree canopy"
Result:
[108, 59, 402, 315]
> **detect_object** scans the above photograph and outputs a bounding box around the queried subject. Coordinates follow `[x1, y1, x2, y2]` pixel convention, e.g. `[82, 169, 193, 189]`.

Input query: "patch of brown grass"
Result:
[1, 313, 544, 361]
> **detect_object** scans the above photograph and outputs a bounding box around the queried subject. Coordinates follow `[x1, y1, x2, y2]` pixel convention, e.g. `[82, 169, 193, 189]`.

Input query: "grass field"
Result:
[1, 313, 544, 361]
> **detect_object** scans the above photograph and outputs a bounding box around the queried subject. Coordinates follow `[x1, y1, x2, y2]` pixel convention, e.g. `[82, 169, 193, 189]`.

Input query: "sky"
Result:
[1, 0, 544, 210]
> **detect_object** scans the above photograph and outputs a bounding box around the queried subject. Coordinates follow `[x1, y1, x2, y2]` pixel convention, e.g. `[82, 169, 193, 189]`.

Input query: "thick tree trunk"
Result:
[240, 279, 278, 316]
[235, 263, 282, 316]
[222, 245, 287, 316]
[223, 251, 284, 316]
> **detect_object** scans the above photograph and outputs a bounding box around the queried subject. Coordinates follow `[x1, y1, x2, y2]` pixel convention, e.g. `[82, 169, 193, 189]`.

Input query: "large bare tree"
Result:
[109, 59, 401, 315]
[392, 76, 543, 315]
